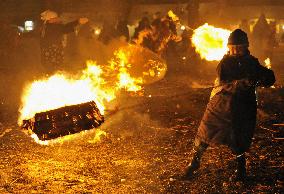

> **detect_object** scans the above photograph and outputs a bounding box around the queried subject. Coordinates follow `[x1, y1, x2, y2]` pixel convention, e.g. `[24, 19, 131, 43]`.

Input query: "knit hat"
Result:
[227, 29, 249, 45]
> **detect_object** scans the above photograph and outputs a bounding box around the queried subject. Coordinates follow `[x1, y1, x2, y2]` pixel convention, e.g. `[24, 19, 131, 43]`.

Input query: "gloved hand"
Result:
[236, 79, 255, 90]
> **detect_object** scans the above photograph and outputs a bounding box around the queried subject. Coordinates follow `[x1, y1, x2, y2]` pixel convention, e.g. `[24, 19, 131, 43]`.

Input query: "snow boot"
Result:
[234, 154, 246, 181]
[182, 142, 208, 179]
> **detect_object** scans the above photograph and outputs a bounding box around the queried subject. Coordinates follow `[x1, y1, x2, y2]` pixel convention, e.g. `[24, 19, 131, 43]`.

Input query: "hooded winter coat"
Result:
[196, 53, 275, 154]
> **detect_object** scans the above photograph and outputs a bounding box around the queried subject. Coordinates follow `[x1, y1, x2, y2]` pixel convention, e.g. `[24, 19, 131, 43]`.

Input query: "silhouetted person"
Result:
[267, 21, 278, 60]
[251, 14, 271, 61]
[75, 23, 95, 66]
[152, 11, 162, 21]
[132, 17, 151, 41]
[151, 16, 178, 56]
[116, 19, 129, 42]
[98, 21, 116, 45]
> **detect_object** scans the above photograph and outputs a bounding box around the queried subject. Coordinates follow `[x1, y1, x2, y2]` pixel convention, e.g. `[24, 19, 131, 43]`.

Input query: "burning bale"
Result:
[22, 101, 104, 141]
[18, 44, 166, 144]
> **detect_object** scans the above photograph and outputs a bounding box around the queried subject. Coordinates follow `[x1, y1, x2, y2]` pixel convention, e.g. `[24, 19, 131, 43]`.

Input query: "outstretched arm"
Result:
[62, 20, 79, 33]
[62, 17, 89, 34]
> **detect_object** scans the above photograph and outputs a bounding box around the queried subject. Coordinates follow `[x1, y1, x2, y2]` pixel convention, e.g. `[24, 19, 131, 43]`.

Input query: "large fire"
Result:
[18, 63, 113, 125]
[19, 45, 166, 145]
[192, 23, 231, 61]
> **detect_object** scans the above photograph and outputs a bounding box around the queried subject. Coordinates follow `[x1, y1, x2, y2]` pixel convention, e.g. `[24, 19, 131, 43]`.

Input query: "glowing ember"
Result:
[264, 58, 271, 69]
[115, 49, 143, 92]
[192, 23, 231, 61]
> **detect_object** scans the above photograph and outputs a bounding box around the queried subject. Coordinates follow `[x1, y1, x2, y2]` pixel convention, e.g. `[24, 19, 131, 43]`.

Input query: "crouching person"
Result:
[182, 29, 275, 181]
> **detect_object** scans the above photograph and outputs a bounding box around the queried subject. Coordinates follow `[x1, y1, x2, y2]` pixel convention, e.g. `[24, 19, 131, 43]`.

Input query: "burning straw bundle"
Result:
[22, 101, 104, 141]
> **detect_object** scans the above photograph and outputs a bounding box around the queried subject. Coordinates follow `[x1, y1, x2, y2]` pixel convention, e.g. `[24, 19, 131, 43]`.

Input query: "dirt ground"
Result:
[0, 78, 283, 193]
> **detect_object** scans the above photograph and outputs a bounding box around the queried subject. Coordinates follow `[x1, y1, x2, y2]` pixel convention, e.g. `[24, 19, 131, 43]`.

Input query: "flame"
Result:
[31, 129, 107, 146]
[264, 58, 275, 88]
[264, 58, 271, 69]
[192, 23, 231, 61]
[134, 29, 151, 46]
[30, 134, 49, 145]
[19, 52, 145, 125]
[18, 46, 166, 145]
[115, 50, 143, 92]
[18, 62, 113, 125]
[168, 10, 179, 22]
[112, 46, 167, 86]
[88, 129, 107, 143]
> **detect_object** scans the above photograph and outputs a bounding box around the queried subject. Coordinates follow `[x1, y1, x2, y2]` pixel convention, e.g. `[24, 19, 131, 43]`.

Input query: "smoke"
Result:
[27, 93, 163, 145]
[100, 94, 162, 140]
[67, 35, 129, 70]
[0, 35, 43, 124]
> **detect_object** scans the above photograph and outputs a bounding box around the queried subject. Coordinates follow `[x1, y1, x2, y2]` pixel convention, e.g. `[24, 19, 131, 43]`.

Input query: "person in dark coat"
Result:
[132, 17, 151, 41]
[182, 29, 275, 181]
[98, 20, 116, 45]
[251, 14, 271, 61]
[116, 19, 129, 42]
[40, 10, 88, 74]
